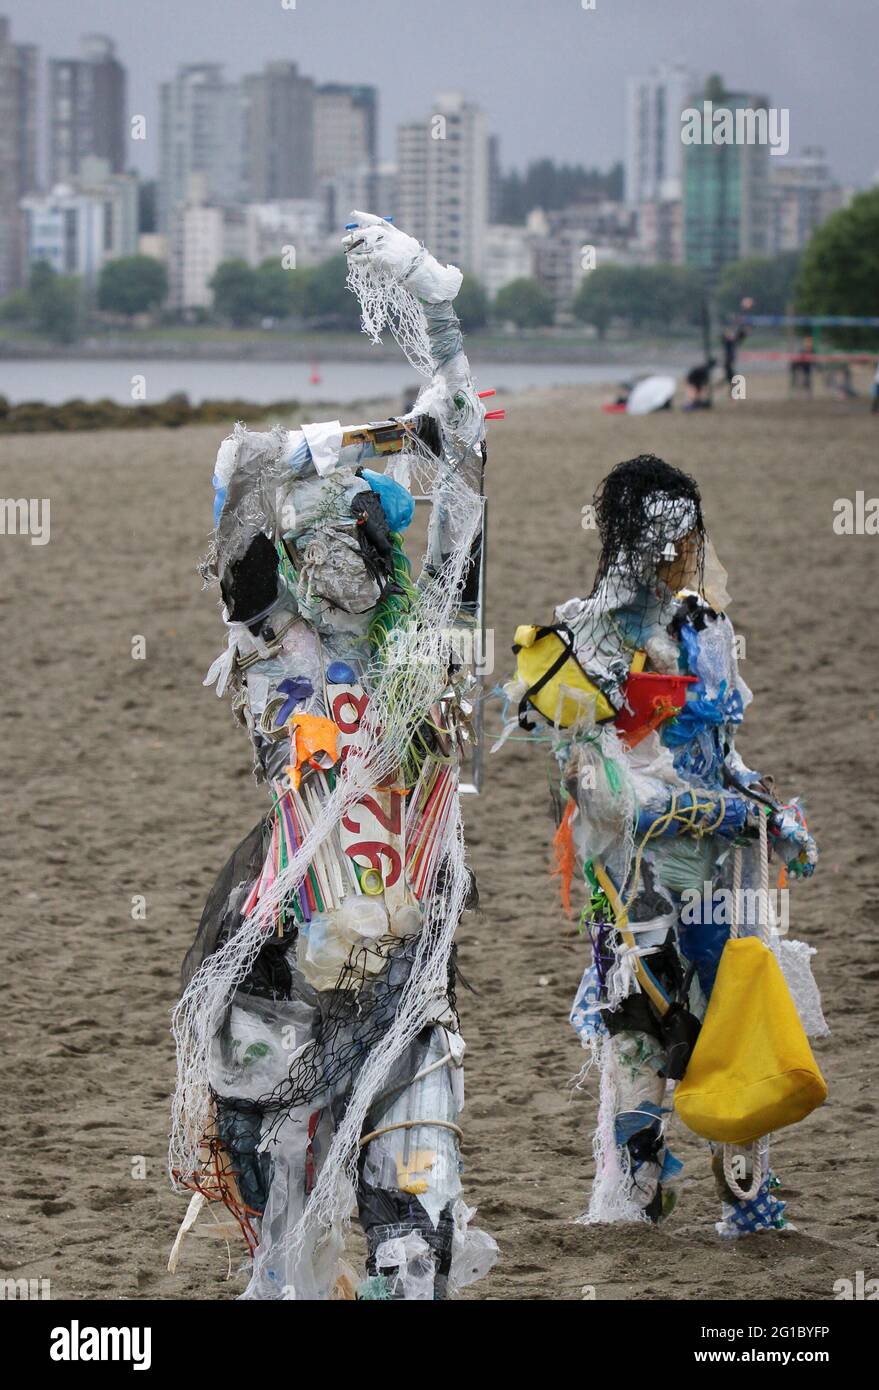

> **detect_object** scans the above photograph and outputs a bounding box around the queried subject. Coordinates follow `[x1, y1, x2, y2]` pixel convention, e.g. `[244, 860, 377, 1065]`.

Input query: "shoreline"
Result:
[0, 336, 719, 366]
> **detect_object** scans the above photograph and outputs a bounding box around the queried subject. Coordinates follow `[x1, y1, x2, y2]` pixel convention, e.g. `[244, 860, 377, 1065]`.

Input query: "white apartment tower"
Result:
[314, 84, 376, 181]
[625, 62, 697, 205]
[396, 92, 489, 276]
[158, 64, 242, 234]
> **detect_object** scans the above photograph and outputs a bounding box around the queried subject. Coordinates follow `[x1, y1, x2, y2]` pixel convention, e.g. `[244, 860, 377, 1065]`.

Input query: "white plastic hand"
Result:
[342, 210, 463, 304]
[342, 211, 422, 278]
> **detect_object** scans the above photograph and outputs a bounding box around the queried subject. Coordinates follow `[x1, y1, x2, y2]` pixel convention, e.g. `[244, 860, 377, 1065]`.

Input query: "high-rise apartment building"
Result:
[314, 83, 376, 181]
[768, 147, 848, 253]
[625, 62, 697, 205]
[0, 16, 38, 296]
[396, 92, 489, 275]
[242, 62, 315, 201]
[159, 64, 243, 233]
[682, 78, 771, 279]
[49, 34, 126, 184]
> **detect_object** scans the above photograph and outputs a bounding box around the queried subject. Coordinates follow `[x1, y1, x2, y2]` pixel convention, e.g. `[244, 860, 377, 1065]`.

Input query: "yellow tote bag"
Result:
[675, 935, 827, 1144]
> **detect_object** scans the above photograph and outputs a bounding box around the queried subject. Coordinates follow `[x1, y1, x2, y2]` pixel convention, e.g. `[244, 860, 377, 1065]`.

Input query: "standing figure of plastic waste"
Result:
[498, 454, 826, 1236]
[168, 213, 497, 1300]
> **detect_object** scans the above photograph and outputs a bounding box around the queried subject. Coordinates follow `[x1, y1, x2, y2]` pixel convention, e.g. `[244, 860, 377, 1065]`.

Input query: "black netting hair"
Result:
[589, 454, 705, 596]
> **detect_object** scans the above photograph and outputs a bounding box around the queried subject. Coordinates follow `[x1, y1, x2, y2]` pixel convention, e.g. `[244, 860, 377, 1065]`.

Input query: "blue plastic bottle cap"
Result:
[327, 661, 357, 685]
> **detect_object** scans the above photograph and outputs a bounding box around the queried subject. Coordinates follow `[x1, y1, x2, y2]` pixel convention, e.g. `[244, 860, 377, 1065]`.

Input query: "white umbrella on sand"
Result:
[626, 374, 677, 415]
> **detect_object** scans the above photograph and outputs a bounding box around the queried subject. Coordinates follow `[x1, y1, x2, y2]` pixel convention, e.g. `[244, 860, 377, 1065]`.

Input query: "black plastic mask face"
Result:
[220, 530, 280, 631]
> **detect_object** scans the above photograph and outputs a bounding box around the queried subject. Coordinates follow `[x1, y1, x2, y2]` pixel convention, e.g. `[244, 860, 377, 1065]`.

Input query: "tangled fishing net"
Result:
[346, 259, 435, 379]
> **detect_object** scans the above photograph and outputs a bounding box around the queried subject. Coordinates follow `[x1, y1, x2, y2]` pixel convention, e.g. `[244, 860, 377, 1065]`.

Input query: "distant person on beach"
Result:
[683, 358, 715, 410]
[789, 336, 815, 396]
[825, 361, 857, 400]
[721, 326, 747, 392]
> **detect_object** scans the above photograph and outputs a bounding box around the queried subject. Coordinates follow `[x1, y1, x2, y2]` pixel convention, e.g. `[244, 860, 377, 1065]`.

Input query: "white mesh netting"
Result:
[345, 261, 435, 379]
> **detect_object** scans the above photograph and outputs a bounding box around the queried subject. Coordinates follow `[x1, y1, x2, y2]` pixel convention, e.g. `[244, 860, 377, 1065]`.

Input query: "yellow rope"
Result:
[593, 792, 728, 1018]
[593, 860, 669, 1016]
[622, 791, 728, 912]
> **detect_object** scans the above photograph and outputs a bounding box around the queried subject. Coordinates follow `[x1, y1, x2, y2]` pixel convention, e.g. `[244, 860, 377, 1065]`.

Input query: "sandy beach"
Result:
[2, 372, 877, 1300]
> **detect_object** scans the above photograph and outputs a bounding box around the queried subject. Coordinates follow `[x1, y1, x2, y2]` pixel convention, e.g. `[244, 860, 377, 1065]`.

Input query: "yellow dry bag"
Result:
[675, 935, 827, 1144]
[513, 624, 644, 729]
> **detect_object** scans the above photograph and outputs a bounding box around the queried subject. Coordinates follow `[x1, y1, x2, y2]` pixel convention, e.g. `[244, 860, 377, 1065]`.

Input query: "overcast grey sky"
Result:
[6, 0, 878, 186]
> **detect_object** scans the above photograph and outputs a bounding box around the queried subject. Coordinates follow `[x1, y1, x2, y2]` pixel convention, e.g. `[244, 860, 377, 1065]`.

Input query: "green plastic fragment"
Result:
[603, 758, 622, 795]
[357, 1274, 392, 1300]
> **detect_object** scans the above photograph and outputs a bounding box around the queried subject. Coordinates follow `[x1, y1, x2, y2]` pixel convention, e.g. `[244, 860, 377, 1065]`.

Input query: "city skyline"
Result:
[0, 6, 864, 313]
[3, 0, 877, 189]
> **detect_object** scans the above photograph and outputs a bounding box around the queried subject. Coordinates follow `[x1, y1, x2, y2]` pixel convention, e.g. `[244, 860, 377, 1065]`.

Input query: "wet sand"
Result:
[2, 372, 877, 1299]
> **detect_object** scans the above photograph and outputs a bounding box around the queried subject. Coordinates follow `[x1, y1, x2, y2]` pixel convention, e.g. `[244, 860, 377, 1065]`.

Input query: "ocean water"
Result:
[0, 356, 658, 407]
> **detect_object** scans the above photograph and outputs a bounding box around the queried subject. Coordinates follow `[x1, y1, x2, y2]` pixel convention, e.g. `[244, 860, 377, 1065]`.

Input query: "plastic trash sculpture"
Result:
[498, 454, 826, 1235]
[168, 213, 497, 1299]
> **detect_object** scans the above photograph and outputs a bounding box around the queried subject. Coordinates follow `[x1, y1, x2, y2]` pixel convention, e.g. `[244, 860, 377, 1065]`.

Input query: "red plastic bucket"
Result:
[615, 672, 698, 742]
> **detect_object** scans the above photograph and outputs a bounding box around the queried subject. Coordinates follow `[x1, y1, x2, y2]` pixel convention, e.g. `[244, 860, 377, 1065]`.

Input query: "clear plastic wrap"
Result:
[296, 900, 391, 992]
[373, 1231, 435, 1300]
[241, 1111, 345, 1300]
[770, 934, 830, 1038]
[448, 1199, 499, 1292]
[360, 1027, 463, 1228]
[209, 993, 316, 1101]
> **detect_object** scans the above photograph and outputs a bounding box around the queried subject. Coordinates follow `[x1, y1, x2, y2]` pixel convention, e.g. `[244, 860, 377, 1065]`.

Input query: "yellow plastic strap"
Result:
[593, 860, 669, 1017]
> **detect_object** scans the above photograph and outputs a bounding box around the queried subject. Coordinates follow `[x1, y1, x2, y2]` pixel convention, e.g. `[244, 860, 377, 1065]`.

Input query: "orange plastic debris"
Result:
[552, 800, 577, 919]
[286, 713, 340, 789]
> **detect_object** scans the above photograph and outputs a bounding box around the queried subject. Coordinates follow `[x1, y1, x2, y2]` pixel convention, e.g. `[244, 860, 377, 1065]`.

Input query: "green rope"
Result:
[368, 532, 417, 655]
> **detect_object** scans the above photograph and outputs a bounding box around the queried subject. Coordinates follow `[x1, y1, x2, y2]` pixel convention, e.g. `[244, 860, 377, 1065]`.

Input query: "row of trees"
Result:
[211, 257, 359, 328]
[797, 186, 879, 346]
[567, 251, 806, 337]
[0, 261, 84, 343]
[498, 158, 624, 223]
[209, 258, 514, 330]
[3, 188, 878, 341]
[0, 252, 799, 340]
[205, 253, 809, 334]
[0, 255, 169, 341]
[573, 189, 879, 340]
[572, 264, 706, 337]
